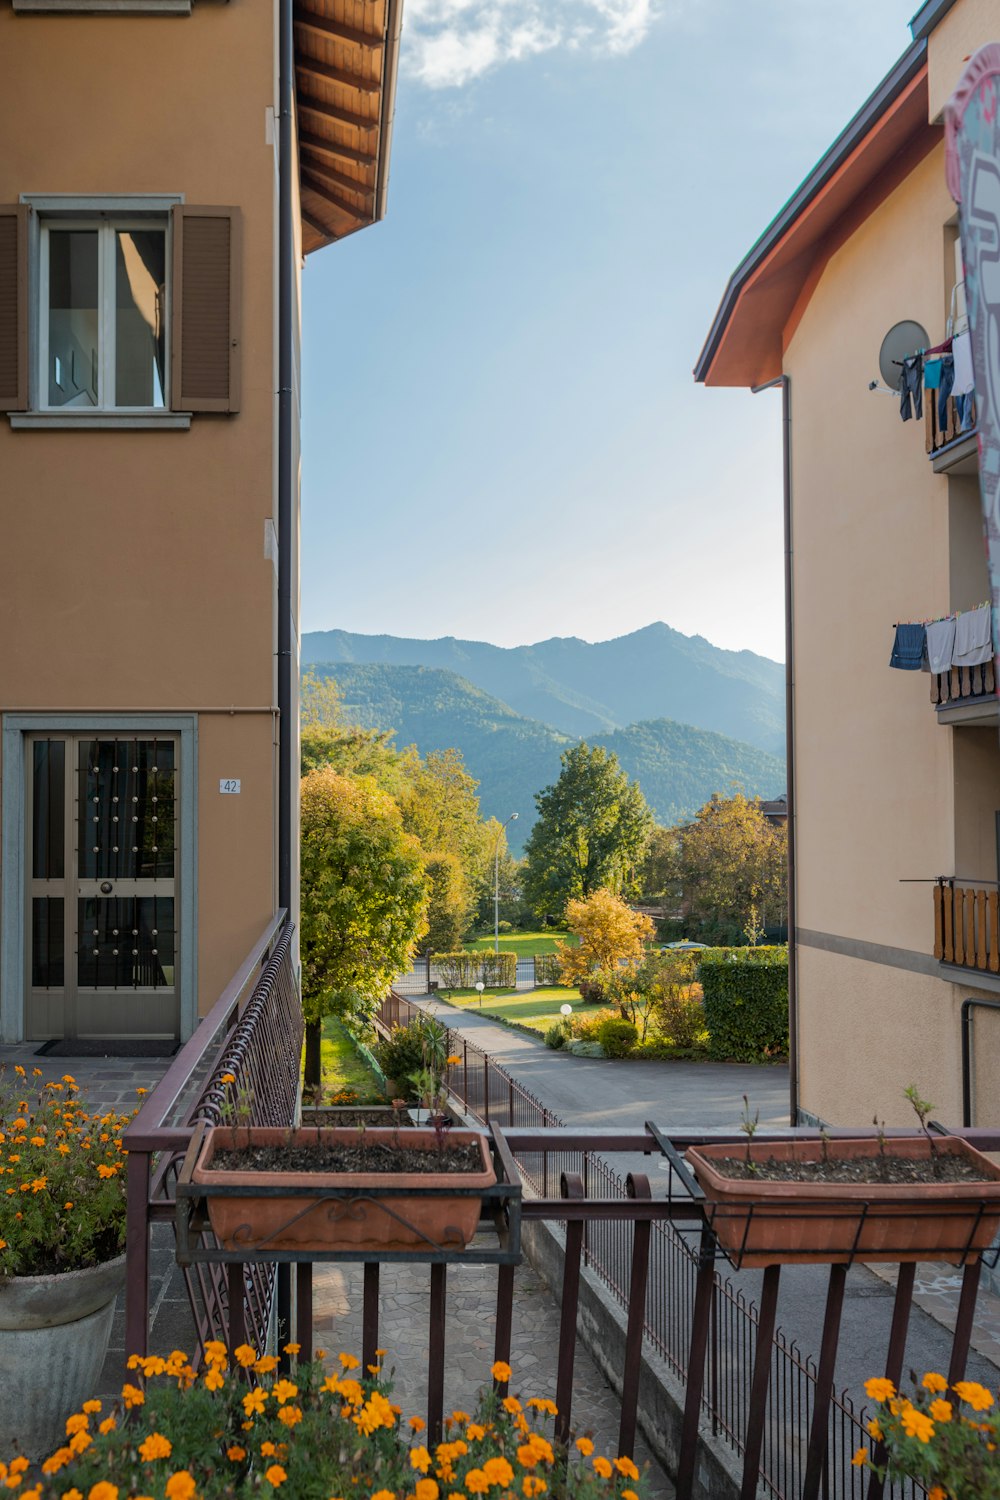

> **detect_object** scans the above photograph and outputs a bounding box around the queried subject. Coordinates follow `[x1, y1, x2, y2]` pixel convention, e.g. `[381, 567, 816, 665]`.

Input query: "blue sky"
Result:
[301, 0, 919, 662]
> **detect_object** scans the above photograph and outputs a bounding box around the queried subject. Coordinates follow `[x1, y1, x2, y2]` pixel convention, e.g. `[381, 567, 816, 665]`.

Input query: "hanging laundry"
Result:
[952, 330, 975, 395]
[898, 354, 923, 421]
[937, 354, 955, 429]
[924, 357, 943, 389]
[924, 616, 957, 673]
[953, 603, 993, 667]
[890, 622, 927, 670]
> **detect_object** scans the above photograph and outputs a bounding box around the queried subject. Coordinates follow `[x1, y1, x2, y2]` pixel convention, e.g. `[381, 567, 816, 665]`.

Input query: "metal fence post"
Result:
[125, 1151, 152, 1358]
[484, 1057, 490, 1124]
[426, 952, 432, 992]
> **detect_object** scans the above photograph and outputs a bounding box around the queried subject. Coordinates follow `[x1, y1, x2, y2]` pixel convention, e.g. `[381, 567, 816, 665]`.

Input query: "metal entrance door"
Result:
[27, 735, 178, 1040]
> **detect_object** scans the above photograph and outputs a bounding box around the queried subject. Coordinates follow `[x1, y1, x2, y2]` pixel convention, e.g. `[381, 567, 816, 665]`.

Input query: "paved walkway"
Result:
[410, 996, 1000, 1416]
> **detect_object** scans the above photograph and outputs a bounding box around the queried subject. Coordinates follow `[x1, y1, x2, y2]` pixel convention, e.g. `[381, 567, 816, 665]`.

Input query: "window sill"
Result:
[13, 1, 190, 12]
[8, 412, 192, 430]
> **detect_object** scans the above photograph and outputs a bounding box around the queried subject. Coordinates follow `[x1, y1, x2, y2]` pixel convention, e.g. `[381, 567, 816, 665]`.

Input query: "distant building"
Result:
[759, 796, 788, 828]
[696, 0, 1000, 1127]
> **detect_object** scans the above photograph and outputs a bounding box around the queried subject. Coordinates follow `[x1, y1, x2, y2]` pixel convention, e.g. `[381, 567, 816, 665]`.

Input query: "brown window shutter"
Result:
[0, 205, 28, 412]
[170, 205, 241, 413]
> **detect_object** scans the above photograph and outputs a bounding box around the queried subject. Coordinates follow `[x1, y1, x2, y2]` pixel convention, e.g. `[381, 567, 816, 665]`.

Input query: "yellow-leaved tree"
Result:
[556, 889, 654, 987]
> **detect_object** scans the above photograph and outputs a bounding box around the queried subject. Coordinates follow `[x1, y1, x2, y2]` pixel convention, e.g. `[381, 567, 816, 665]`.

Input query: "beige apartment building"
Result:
[0, 0, 400, 1046]
[697, 0, 1000, 1128]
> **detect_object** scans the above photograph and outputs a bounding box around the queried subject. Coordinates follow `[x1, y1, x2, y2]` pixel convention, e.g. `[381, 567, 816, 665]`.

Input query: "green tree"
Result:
[522, 744, 653, 919]
[673, 791, 787, 944]
[422, 850, 471, 953]
[639, 824, 681, 904]
[300, 768, 428, 1089]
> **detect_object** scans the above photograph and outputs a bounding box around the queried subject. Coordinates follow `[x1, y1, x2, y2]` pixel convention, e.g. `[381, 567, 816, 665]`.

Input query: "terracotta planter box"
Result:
[191, 1126, 497, 1254]
[686, 1136, 1000, 1268]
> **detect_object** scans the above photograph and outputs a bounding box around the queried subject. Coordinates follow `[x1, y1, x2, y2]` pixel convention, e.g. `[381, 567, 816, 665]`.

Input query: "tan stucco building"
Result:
[0, 0, 400, 1045]
[697, 0, 1000, 1129]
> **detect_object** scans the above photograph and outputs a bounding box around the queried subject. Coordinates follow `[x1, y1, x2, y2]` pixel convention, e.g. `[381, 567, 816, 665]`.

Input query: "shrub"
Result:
[568, 1006, 617, 1041]
[497, 919, 513, 934]
[656, 990, 708, 1049]
[597, 1017, 638, 1058]
[578, 976, 607, 1004]
[373, 1023, 429, 1095]
[544, 1023, 566, 1050]
[698, 948, 788, 1062]
[533, 952, 563, 986]
[432, 951, 517, 989]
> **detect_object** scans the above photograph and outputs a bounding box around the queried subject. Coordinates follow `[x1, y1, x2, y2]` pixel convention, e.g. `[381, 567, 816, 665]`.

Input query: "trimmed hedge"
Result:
[433, 951, 517, 989]
[533, 953, 563, 986]
[697, 947, 788, 1063]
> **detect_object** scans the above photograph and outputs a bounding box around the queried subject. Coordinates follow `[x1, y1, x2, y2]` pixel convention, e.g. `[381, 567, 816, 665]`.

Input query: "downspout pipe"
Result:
[752, 374, 797, 1124]
[277, 0, 293, 917]
[960, 997, 1000, 1127]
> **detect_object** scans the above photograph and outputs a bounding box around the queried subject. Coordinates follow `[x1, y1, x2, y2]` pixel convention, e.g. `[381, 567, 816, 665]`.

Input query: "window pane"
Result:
[77, 895, 172, 990]
[32, 898, 64, 988]
[78, 739, 175, 881]
[115, 230, 166, 408]
[48, 230, 99, 408]
[32, 739, 65, 880]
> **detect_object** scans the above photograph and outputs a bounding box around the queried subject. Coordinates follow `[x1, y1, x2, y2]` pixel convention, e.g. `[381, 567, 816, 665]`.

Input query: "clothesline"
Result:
[889, 602, 994, 673]
[891, 601, 990, 628]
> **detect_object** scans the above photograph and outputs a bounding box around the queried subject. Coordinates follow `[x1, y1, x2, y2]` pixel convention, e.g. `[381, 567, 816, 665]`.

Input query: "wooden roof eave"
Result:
[293, 0, 403, 253]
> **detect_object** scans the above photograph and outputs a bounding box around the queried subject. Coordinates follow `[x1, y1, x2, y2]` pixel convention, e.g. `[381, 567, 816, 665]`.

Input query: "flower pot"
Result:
[0, 1253, 126, 1458]
[686, 1137, 1000, 1268]
[191, 1126, 497, 1254]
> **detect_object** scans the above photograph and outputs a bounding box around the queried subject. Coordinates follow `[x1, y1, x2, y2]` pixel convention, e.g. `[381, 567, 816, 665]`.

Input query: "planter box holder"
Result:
[175, 1120, 522, 1267]
[669, 1133, 1000, 1269]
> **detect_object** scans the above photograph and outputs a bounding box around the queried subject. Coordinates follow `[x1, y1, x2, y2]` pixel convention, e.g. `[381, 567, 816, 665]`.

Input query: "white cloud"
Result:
[402, 0, 664, 89]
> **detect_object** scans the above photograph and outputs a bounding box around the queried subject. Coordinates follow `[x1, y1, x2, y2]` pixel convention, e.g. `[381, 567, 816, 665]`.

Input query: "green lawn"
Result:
[464, 930, 571, 955]
[317, 1015, 383, 1099]
[441, 986, 586, 1034]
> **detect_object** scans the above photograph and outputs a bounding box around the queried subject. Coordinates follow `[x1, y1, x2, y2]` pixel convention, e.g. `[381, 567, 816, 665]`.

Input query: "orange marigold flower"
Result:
[164, 1474, 196, 1500]
[592, 1458, 612, 1480]
[41, 1450, 72, 1476]
[98, 1418, 116, 1436]
[614, 1457, 639, 1481]
[463, 1472, 489, 1496]
[922, 1373, 948, 1394]
[256, 1355, 280, 1375]
[65, 1415, 89, 1437]
[410, 1447, 432, 1474]
[929, 1399, 953, 1424]
[526, 1398, 557, 1417]
[928, 1489, 947, 1500]
[61, 1491, 82, 1500]
[901, 1408, 935, 1444]
[220, 1073, 236, 1085]
[278, 1406, 303, 1429]
[954, 1381, 995, 1412]
[203, 1368, 225, 1391]
[243, 1389, 268, 1416]
[264, 1467, 287, 1488]
[852, 1449, 868, 1468]
[87, 1486, 118, 1500]
[261, 1444, 277, 1459]
[68, 1432, 91, 1456]
[522, 1482, 546, 1499]
[370, 1492, 397, 1500]
[866, 1419, 883, 1441]
[226, 1447, 246, 1463]
[503, 1397, 522, 1415]
[451, 1412, 470, 1425]
[415, 1482, 439, 1500]
[621, 1492, 639, 1500]
[491, 1362, 511, 1383]
[272, 1380, 298, 1404]
[409, 1416, 426, 1432]
[233, 1344, 258, 1368]
[283, 1342, 301, 1356]
[482, 1459, 513, 1488]
[575, 1438, 594, 1458]
[338, 1352, 361, 1370]
[466, 1425, 485, 1442]
[138, 1435, 172, 1462]
[864, 1379, 896, 1404]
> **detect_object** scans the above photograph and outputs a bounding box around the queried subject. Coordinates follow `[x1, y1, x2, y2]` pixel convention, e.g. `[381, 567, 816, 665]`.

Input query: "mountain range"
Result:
[302, 625, 786, 851]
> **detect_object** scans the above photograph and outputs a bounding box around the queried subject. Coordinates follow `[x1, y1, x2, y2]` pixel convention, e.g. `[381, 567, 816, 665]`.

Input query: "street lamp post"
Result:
[494, 811, 518, 955]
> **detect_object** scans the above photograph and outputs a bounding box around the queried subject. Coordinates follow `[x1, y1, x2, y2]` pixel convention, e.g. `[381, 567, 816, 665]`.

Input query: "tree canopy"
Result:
[556, 889, 654, 985]
[522, 743, 653, 919]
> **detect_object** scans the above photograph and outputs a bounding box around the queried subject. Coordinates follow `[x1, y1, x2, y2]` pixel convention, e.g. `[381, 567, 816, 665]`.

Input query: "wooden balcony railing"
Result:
[930, 658, 995, 706]
[925, 389, 976, 456]
[934, 877, 1000, 970]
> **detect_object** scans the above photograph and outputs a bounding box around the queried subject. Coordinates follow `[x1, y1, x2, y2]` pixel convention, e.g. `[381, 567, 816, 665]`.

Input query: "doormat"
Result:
[34, 1039, 179, 1059]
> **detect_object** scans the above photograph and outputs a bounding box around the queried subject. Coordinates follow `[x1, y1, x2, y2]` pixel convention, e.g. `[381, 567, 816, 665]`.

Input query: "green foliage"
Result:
[422, 850, 471, 953]
[668, 792, 788, 945]
[544, 1023, 567, 1050]
[556, 889, 654, 985]
[433, 951, 517, 989]
[373, 1021, 438, 1098]
[597, 1017, 638, 1058]
[698, 948, 789, 1062]
[533, 952, 563, 985]
[300, 769, 428, 1027]
[522, 744, 654, 919]
[567, 1007, 618, 1041]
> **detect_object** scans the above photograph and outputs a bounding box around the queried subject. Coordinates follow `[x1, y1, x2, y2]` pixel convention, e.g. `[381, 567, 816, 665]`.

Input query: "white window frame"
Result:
[12, 193, 189, 431]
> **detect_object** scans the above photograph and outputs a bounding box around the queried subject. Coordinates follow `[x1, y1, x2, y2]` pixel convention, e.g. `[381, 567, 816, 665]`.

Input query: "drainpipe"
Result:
[960, 997, 1000, 1127]
[277, 0, 293, 917]
[752, 374, 797, 1124]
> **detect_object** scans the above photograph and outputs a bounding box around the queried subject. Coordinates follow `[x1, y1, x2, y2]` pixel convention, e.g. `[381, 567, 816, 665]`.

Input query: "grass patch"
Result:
[464, 930, 570, 955]
[318, 1015, 383, 1099]
[441, 986, 586, 1034]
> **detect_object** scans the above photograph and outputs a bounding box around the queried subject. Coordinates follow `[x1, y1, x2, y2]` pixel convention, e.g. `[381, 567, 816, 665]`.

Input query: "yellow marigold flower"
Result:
[164, 1474, 196, 1500]
[464, 1472, 489, 1496]
[575, 1438, 594, 1457]
[256, 1355, 280, 1375]
[272, 1380, 298, 1404]
[41, 1450, 72, 1475]
[278, 1406, 303, 1429]
[466, 1425, 485, 1442]
[411, 1447, 432, 1475]
[220, 1073, 236, 1085]
[338, 1378, 364, 1406]
[929, 1399, 953, 1423]
[284, 1342, 301, 1355]
[227, 1448, 246, 1462]
[65, 1414, 89, 1437]
[98, 1418, 116, 1436]
[614, 1457, 639, 1481]
[136, 1087, 148, 1095]
[338, 1352, 361, 1370]
[265, 1467, 287, 1488]
[527, 1436, 554, 1465]
[851, 1449, 867, 1468]
[204, 1339, 227, 1363]
[517, 1446, 539, 1470]
[233, 1344, 258, 1368]
[415, 1482, 439, 1500]
[922, 1372, 948, 1394]
[13, 1068, 23, 1078]
[901, 1408, 935, 1444]
[592, 1458, 613, 1480]
[451, 1412, 470, 1425]
[29, 1137, 44, 1148]
[375, 1347, 388, 1356]
[491, 1361, 512, 1383]
[409, 1417, 426, 1432]
[500, 1397, 521, 1415]
[203, 1368, 225, 1391]
[864, 1378, 896, 1404]
[87, 1486, 117, 1500]
[96, 1164, 117, 1180]
[526, 1398, 557, 1416]
[243, 1389, 268, 1416]
[522, 1482, 546, 1499]
[139, 1435, 172, 1462]
[954, 1381, 995, 1412]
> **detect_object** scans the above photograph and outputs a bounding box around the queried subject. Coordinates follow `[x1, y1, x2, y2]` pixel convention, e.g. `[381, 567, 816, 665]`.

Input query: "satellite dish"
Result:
[878, 320, 930, 387]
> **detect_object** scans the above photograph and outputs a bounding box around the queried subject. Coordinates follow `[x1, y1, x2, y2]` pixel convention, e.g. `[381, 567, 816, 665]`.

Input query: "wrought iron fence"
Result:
[374, 993, 926, 1500]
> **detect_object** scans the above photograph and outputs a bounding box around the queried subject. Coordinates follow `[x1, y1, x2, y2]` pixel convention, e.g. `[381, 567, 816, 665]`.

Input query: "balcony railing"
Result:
[933, 877, 1000, 971]
[930, 659, 995, 707]
[925, 388, 976, 459]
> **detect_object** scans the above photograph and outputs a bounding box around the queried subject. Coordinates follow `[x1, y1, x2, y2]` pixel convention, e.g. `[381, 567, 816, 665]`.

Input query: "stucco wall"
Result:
[927, 0, 1000, 122]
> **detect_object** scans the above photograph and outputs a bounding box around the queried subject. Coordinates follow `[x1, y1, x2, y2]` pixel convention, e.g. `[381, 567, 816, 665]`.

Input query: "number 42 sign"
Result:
[219, 778, 241, 795]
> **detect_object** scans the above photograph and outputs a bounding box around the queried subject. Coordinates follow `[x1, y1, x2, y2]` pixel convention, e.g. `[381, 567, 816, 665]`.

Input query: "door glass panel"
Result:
[115, 230, 166, 408]
[31, 898, 64, 988]
[77, 895, 173, 990]
[78, 740, 175, 882]
[32, 739, 65, 880]
[47, 230, 99, 408]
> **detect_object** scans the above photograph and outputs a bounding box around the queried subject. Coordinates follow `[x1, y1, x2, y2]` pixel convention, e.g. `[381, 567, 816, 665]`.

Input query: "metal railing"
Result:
[124, 911, 301, 1360]
[934, 877, 1000, 972]
[374, 993, 930, 1499]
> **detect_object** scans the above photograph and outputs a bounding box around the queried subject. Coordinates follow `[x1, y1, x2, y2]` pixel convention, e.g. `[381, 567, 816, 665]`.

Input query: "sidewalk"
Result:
[410, 994, 1000, 1415]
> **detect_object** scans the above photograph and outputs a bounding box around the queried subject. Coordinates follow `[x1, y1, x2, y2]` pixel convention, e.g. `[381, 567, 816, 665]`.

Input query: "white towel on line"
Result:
[953, 604, 993, 667]
[925, 616, 957, 673]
